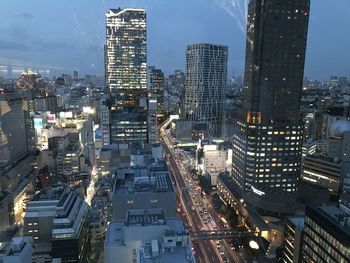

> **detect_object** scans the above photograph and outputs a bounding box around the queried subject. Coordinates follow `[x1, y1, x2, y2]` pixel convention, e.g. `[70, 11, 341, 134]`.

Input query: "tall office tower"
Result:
[231, 0, 310, 213]
[100, 95, 110, 146]
[148, 66, 165, 116]
[105, 8, 148, 144]
[147, 96, 158, 144]
[184, 43, 227, 138]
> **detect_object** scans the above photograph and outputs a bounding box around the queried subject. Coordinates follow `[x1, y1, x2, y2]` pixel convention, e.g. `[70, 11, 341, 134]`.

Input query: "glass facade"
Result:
[184, 43, 227, 138]
[230, 0, 311, 211]
[105, 8, 148, 143]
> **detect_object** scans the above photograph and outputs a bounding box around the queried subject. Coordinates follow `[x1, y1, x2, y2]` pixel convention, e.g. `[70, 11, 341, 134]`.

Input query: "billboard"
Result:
[47, 113, 56, 123]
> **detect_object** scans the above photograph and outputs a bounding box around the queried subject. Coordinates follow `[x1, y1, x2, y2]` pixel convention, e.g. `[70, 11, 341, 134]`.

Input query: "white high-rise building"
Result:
[184, 43, 227, 138]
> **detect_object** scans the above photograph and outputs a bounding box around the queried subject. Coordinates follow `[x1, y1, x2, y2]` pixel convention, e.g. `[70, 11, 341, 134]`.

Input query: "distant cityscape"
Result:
[0, 1, 349, 263]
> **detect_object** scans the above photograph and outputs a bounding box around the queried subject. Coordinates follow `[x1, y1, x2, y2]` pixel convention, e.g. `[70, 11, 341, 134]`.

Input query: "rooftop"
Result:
[126, 209, 166, 227]
[115, 172, 173, 195]
[104, 211, 193, 263]
[288, 216, 305, 229]
[304, 154, 341, 164]
[139, 241, 194, 263]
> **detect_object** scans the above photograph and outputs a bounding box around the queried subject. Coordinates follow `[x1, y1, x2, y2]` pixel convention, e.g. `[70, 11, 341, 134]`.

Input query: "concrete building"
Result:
[148, 66, 165, 116]
[0, 193, 14, 231]
[23, 184, 90, 262]
[196, 140, 232, 185]
[0, 93, 28, 165]
[301, 203, 350, 262]
[282, 217, 304, 263]
[183, 43, 227, 138]
[2, 237, 33, 263]
[34, 95, 58, 113]
[104, 209, 194, 263]
[148, 96, 158, 144]
[230, 0, 311, 214]
[301, 155, 341, 195]
[112, 169, 176, 220]
[0, 154, 37, 229]
[100, 95, 110, 146]
[301, 139, 317, 158]
[320, 120, 350, 205]
[105, 8, 149, 144]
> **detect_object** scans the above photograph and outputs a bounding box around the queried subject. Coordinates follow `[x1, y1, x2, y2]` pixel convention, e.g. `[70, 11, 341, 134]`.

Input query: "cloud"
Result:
[86, 44, 103, 52]
[0, 40, 30, 51]
[34, 40, 72, 51]
[14, 12, 34, 19]
[0, 56, 64, 70]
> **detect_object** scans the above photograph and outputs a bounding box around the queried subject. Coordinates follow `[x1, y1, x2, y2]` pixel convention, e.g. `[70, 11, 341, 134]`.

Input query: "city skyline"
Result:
[0, 1, 350, 262]
[0, 0, 349, 79]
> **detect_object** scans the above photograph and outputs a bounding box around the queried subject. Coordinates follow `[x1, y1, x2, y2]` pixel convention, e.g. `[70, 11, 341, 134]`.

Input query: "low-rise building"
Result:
[2, 237, 33, 263]
[301, 155, 341, 194]
[104, 209, 194, 263]
[23, 184, 90, 262]
[112, 169, 176, 220]
[196, 140, 232, 185]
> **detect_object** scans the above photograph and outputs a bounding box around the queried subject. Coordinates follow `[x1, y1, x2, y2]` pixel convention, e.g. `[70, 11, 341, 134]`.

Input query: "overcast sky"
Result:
[0, 0, 349, 79]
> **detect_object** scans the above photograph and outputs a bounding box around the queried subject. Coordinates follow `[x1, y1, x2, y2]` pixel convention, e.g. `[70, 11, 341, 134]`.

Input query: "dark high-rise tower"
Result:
[105, 8, 148, 144]
[148, 66, 165, 116]
[231, 0, 310, 213]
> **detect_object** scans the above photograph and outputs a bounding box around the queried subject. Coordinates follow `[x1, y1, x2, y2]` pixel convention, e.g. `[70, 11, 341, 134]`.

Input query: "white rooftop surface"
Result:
[105, 218, 195, 263]
[105, 221, 124, 247]
[140, 246, 194, 263]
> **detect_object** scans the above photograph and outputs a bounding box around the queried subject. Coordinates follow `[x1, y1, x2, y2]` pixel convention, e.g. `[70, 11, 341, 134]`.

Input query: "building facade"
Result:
[0, 93, 28, 165]
[301, 204, 350, 263]
[184, 43, 227, 138]
[23, 184, 90, 262]
[112, 170, 176, 220]
[301, 155, 341, 195]
[148, 66, 165, 116]
[105, 209, 194, 263]
[282, 217, 304, 263]
[105, 8, 148, 144]
[230, 0, 311, 213]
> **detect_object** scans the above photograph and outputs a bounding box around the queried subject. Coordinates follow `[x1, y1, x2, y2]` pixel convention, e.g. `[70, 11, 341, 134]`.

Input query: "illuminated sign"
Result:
[47, 114, 56, 123]
[34, 118, 43, 129]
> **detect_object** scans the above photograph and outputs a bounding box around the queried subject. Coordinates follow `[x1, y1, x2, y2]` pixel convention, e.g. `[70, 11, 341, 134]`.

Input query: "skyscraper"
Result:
[105, 8, 148, 144]
[148, 66, 165, 116]
[184, 43, 227, 138]
[231, 0, 310, 213]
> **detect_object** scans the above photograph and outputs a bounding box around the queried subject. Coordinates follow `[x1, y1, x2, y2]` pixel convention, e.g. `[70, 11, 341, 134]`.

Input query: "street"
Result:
[159, 119, 244, 263]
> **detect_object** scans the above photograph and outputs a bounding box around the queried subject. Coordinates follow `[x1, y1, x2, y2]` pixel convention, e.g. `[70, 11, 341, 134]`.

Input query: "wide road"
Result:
[160, 119, 223, 263]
